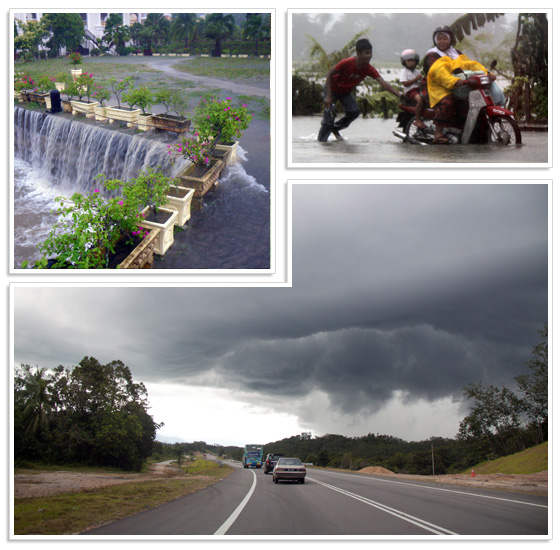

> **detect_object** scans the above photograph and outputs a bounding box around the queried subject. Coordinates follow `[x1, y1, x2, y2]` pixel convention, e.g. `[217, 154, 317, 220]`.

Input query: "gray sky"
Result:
[12, 183, 548, 446]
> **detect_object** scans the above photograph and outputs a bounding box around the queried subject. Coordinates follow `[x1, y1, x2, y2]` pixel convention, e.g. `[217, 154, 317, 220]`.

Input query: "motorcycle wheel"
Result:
[405, 117, 435, 144]
[485, 116, 522, 146]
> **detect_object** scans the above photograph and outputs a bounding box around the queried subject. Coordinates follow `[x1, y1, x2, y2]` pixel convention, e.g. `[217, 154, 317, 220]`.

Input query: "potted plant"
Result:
[91, 84, 112, 121]
[60, 77, 79, 112]
[103, 168, 179, 255]
[167, 131, 225, 209]
[122, 85, 155, 131]
[21, 186, 159, 269]
[194, 94, 254, 163]
[106, 76, 141, 126]
[70, 72, 100, 118]
[151, 90, 191, 133]
[69, 51, 83, 78]
[27, 75, 52, 104]
[14, 74, 33, 102]
[54, 71, 68, 92]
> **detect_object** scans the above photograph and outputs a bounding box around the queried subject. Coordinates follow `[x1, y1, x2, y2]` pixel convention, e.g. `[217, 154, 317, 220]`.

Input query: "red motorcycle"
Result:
[394, 69, 522, 146]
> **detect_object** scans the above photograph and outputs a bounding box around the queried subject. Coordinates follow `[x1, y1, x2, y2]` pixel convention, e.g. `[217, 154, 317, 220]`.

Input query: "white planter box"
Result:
[137, 114, 154, 131]
[94, 105, 108, 121]
[106, 106, 141, 127]
[70, 99, 100, 118]
[165, 186, 195, 226]
[139, 206, 178, 255]
[215, 141, 239, 164]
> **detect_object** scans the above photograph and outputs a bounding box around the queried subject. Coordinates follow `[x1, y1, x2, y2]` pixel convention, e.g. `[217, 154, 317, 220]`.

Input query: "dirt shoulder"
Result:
[14, 460, 185, 499]
[357, 466, 548, 495]
[15, 462, 548, 499]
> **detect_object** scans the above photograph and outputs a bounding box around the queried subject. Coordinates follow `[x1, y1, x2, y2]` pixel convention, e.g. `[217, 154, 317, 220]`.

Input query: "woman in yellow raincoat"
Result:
[425, 28, 495, 144]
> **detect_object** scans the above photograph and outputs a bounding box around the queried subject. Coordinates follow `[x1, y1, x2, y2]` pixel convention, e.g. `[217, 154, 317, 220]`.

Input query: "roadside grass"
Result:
[466, 441, 548, 475]
[14, 460, 233, 535]
[174, 57, 270, 82]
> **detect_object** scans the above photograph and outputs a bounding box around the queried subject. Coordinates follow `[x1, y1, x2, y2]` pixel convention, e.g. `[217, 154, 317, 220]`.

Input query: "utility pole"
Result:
[432, 444, 435, 476]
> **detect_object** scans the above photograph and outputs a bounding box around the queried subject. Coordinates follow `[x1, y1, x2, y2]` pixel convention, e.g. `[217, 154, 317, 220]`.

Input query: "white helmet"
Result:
[400, 49, 420, 67]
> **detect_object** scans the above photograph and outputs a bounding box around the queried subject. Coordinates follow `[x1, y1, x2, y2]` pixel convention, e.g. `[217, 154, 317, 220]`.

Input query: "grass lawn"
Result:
[14, 55, 270, 119]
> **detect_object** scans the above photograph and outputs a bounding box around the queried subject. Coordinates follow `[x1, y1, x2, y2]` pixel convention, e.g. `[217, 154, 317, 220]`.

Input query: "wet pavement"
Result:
[291, 116, 549, 165]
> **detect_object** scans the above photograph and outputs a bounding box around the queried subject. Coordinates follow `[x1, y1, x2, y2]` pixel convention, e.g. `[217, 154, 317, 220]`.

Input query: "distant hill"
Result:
[467, 442, 548, 475]
[156, 435, 186, 444]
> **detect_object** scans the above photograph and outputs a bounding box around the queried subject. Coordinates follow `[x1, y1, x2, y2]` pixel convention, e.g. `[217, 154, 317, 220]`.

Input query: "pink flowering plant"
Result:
[167, 131, 215, 168]
[73, 72, 96, 102]
[33, 75, 53, 94]
[14, 75, 34, 94]
[102, 166, 173, 216]
[194, 94, 254, 144]
[92, 84, 111, 106]
[68, 51, 82, 66]
[22, 184, 145, 269]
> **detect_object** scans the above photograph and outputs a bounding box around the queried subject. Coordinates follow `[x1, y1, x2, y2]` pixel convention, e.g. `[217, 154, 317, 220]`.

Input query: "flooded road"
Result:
[290, 116, 548, 166]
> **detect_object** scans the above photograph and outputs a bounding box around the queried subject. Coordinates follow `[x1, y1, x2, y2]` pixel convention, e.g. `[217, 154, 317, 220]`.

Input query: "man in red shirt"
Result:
[318, 38, 404, 142]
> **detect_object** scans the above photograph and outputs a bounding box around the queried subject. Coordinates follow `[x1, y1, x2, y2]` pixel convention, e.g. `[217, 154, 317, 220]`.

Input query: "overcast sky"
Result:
[12, 183, 548, 446]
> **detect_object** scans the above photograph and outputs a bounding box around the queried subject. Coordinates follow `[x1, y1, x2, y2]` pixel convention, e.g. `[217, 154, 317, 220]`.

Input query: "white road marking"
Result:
[317, 470, 548, 509]
[213, 468, 257, 535]
[308, 477, 459, 535]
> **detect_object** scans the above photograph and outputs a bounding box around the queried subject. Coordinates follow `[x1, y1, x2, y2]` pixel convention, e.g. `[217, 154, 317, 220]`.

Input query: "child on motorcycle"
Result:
[318, 38, 404, 142]
[399, 49, 425, 129]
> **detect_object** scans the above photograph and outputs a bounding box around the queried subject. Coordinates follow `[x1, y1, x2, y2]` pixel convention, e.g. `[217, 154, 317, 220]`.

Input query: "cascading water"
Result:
[13, 107, 271, 269]
[14, 107, 188, 193]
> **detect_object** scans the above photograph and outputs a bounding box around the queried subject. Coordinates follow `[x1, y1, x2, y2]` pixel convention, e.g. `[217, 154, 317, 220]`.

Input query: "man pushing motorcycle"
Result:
[318, 38, 404, 142]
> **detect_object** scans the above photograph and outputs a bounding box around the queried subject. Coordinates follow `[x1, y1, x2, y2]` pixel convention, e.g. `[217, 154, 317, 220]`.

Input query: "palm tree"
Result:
[103, 13, 130, 54]
[243, 13, 270, 56]
[307, 28, 370, 76]
[170, 13, 198, 50]
[16, 366, 55, 436]
[204, 13, 236, 56]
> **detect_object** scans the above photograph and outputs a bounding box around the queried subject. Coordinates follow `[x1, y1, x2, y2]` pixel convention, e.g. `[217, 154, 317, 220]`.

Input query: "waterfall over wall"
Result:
[14, 107, 189, 193]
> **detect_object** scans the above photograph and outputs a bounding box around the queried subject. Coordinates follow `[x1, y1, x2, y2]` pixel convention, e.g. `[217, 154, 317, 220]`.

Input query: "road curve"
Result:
[83, 461, 548, 537]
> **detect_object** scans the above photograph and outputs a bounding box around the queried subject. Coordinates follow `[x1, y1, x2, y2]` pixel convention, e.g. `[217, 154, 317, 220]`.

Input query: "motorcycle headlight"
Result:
[480, 75, 490, 85]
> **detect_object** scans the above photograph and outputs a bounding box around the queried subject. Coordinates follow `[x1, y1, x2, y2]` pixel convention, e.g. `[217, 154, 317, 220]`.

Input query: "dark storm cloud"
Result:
[13, 184, 548, 429]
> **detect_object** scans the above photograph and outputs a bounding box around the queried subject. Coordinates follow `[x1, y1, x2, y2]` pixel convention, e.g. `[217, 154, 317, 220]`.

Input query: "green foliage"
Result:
[508, 13, 548, 120]
[122, 85, 155, 114]
[14, 358, 162, 471]
[457, 323, 548, 462]
[91, 83, 111, 106]
[154, 89, 188, 117]
[22, 167, 174, 270]
[292, 73, 323, 115]
[42, 13, 85, 55]
[108, 76, 134, 108]
[73, 72, 96, 102]
[194, 94, 254, 143]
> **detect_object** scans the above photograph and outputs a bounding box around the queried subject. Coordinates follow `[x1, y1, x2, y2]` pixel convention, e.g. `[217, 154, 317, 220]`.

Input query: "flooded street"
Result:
[290, 116, 548, 165]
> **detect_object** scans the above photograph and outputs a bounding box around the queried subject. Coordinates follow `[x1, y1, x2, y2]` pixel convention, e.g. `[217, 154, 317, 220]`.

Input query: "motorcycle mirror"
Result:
[490, 60, 498, 70]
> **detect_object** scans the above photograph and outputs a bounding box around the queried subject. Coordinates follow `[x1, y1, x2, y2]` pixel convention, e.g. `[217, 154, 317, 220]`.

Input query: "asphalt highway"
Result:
[83, 460, 548, 537]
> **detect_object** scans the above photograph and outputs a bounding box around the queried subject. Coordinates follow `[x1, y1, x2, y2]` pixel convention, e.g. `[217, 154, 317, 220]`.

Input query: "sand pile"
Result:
[358, 466, 395, 475]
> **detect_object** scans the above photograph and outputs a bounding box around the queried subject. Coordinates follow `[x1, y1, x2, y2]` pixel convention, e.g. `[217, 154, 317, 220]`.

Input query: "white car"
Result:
[272, 457, 306, 484]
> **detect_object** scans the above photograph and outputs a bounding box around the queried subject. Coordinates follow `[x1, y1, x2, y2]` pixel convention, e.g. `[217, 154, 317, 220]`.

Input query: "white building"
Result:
[13, 12, 172, 53]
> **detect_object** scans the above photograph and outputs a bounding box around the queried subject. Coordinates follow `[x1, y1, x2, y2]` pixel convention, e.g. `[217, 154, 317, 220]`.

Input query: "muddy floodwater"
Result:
[290, 116, 549, 166]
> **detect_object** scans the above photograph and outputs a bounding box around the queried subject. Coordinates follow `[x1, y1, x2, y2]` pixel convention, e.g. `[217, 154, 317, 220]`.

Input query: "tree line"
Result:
[14, 357, 162, 471]
[14, 12, 271, 61]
